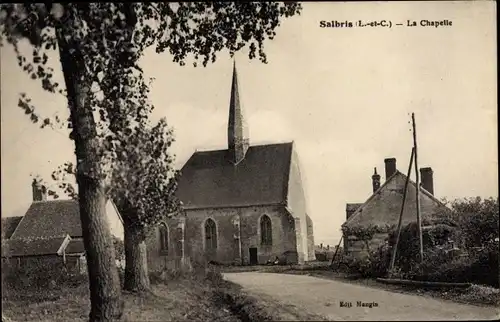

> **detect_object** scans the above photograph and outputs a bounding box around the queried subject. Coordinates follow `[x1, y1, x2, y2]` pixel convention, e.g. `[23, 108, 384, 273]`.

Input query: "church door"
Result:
[249, 247, 258, 265]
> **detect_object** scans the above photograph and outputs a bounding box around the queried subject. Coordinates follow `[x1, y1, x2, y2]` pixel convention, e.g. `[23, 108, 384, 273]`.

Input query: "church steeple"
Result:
[228, 61, 249, 164]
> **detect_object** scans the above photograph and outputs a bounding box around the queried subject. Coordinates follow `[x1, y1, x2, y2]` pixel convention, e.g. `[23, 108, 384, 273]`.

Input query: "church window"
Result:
[260, 215, 273, 246]
[205, 218, 217, 250]
[159, 223, 169, 255]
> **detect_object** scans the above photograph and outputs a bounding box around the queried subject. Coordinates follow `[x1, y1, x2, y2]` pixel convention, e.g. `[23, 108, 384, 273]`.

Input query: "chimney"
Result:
[32, 179, 47, 202]
[372, 167, 381, 192]
[420, 167, 434, 195]
[384, 158, 397, 180]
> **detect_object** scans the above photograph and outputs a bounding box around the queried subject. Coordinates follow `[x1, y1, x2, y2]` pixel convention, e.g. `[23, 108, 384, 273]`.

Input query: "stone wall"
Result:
[306, 215, 316, 261]
[345, 232, 388, 258]
[146, 216, 187, 272]
[146, 205, 299, 269]
[286, 145, 311, 262]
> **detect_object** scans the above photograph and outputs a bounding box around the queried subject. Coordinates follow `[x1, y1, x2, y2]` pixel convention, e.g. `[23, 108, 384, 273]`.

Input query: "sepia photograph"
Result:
[0, 1, 498, 321]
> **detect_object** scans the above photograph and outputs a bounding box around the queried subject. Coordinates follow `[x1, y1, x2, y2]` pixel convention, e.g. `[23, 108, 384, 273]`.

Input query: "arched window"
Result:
[260, 215, 272, 245]
[205, 218, 217, 250]
[159, 223, 169, 255]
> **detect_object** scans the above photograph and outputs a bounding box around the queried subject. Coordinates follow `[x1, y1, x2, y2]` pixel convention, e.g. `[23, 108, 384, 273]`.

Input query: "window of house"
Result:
[159, 223, 169, 255]
[260, 215, 273, 246]
[205, 218, 217, 250]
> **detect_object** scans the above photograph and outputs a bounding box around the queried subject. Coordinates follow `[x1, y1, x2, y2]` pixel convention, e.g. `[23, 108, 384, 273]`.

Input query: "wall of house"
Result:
[106, 200, 124, 241]
[345, 232, 388, 258]
[146, 205, 299, 270]
[286, 146, 312, 262]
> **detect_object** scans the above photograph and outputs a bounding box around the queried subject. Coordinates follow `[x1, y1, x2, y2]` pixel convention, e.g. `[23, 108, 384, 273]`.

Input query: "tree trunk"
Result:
[123, 225, 151, 292]
[54, 8, 123, 321]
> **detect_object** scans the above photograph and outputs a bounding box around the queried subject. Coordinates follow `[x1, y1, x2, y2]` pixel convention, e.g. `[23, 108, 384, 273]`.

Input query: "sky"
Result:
[1, 2, 497, 247]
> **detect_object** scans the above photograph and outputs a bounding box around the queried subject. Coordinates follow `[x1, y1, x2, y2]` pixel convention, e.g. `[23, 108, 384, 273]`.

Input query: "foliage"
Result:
[0, 1, 302, 230]
[0, 2, 302, 136]
[2, 259, 88, 291]
[341, 224, 394, 240]
[409, 241, 499, 288]
[387, 222, 458, 274]
[342, 243, 391, 278]
[448, 197, 499, 248]
[113, 236, 125, 261]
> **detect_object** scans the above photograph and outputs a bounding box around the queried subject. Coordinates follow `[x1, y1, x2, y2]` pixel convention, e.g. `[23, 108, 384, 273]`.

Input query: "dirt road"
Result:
[223, 272, 499, 321]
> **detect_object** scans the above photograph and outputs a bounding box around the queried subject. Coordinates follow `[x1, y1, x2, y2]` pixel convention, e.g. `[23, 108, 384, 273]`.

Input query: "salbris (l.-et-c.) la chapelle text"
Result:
[320, 19, 453, 28]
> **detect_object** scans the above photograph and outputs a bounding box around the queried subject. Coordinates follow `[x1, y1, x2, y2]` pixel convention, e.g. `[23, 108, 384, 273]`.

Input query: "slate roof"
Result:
[1, 216, 23, 239]
[177, 142, 294, 209]
[1, 236, 67, 257]
[10, 200, 82, 239]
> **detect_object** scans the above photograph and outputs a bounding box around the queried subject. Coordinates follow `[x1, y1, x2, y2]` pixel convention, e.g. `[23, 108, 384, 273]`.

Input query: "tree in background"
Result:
[1, 3, 302, 320]
[447, 197, 499, 248]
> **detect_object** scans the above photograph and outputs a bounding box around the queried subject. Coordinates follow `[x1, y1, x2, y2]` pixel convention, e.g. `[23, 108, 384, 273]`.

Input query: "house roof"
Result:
[1, 236, 68, 257]
[10, 200, 82, 239]
[344, 170, 452, 228]
[346, 203, 363, 212]
[1, 216, 23, 239]
[176, 142, 294, 209]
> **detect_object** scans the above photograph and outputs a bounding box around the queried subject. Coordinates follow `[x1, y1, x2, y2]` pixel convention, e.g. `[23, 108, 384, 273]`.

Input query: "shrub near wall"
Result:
[2, 257, 88, 291]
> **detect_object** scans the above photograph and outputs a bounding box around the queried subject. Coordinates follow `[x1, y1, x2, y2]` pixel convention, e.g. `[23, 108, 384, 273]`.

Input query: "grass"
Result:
[2, 264, 327, 322]
[2, 276, 239, 322]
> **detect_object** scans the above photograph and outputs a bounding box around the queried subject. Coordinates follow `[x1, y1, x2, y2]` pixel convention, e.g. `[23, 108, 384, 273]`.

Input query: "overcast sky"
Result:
[1, 2, 497, 246]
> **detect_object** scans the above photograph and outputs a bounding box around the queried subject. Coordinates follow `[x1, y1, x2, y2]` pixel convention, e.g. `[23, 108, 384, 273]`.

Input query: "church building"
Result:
[147, 63, 315, 268]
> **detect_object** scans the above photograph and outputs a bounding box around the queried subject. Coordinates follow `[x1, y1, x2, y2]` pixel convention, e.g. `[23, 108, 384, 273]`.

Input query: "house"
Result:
[1, 180, 124, 272]
[146, 63, 315, 269]
[342, 157, 452, 257]
[1, 216, 23, 240]
[1, 235, 86, 273]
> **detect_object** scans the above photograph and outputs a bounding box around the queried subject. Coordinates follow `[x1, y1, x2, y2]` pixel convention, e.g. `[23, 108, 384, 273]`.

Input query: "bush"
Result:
[341, 243, 391, 278]
[2, 259, 88, 291]
[450, 197, 499, 248]
[411, 242, 499, 288]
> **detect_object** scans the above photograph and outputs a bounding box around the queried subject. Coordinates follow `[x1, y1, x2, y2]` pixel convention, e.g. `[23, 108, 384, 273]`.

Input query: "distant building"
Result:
[1, 180, 124, 273]
[342, 158, 452, 257]
[146, 63, 315, 269]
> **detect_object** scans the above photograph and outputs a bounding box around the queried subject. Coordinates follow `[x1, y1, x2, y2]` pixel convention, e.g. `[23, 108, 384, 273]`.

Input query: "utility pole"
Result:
[411, 113, 424, 264]
[330, 235, 344, 268]
[388, 147, 415, 276]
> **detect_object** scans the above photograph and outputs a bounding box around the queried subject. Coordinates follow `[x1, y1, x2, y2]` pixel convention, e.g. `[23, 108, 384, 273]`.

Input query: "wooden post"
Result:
[388, 147, 415, 276]
[330, 235, 343, 268]
[411, 113, 424, 264]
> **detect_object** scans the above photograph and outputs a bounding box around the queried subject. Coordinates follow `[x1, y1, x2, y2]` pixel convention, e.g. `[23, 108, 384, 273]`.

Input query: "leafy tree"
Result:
[109, 117, 180, 292]
[448, 197, 499, 248]
[1, 3, 302, 320]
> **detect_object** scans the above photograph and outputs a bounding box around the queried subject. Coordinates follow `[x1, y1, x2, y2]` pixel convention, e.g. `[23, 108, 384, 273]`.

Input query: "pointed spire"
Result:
[228, 61, 249, 164]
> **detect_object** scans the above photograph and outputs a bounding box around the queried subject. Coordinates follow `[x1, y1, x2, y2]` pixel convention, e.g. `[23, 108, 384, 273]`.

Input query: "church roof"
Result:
[177, 142, 294, 209]
[10, 200, 83, 240]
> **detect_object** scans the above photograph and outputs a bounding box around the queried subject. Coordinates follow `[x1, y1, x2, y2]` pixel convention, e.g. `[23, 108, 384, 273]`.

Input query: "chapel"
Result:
[147, 63, 315, 268]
